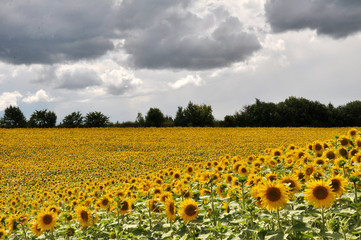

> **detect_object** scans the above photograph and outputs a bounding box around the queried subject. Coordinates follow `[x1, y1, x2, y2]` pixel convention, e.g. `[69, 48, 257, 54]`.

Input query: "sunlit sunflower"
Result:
[118, 199, 132, 215]
[329, 176, 348, 197]
[348, 128, 358, 138]
[178, 198, 199, 222]
[165, 198, 177, 221]
[312, 141, 324, 155]
[30, 222, 43, 237]
[98, 195, 112, 210]
[323, 149, 336, 160]
[75, 205, 93, 227]
[258, 180, 289, 211]
[265, 172, 278, 182]
[338, 136, 350, 147]
[36, 210, 58, 231]
[305, 179, 336, 208]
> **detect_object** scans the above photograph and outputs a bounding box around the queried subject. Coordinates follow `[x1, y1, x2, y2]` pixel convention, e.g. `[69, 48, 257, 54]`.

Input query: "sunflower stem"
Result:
[321, 207, 325, 232]
[276, 209, 282, 232]
[354, 182, 358, 203]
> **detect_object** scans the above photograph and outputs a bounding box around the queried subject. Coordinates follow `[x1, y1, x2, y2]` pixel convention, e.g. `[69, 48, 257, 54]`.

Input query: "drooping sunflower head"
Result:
[30, 222, 43, 237]
[118, 199, 132, 215]
[258, 180, 289, 211]
[305, 179, 336, 208]
[36, 210, 58, 231]
[178, 198, 198, 222]
[165, 198, 176, 221]
[75, 205, 93, 227]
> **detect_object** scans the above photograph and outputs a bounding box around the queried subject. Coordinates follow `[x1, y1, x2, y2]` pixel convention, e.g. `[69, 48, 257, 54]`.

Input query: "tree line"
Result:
[1, 97, 361, 128]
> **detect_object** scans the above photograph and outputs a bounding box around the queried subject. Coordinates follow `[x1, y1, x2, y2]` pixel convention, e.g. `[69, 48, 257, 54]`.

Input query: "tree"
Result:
[84, 111, 110, 127]
[61, 111, 84, 128]
[145, 108, 165, 127]
[135, 112, 145, 127]
[174, 102, 214, 127]
[29, 109, 57, 128]
[0, 105, 27, 128]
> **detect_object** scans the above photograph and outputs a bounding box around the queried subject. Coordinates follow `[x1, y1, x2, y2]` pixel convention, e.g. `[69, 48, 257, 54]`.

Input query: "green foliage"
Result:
[0, 105, 27, 128]
[29, 109, 57, 128]
[174, 102, 214, 127]
[227, 97, 361, 127]
[145, 108, 165, 127]
[84, 111, 110, 127]
[61, 111, 83, 128]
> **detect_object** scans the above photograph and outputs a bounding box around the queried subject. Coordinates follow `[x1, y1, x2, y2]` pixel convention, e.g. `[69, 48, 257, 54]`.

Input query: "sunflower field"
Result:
[1, 127, 361, 239]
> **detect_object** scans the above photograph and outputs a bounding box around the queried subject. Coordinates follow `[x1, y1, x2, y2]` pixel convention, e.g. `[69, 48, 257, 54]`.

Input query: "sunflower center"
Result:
[121, 201, 129, 211]
[331, 179, 340, 192]
[326, 151, 335, 159]
[314, 144, 322, 151]
[81, 211, 89, 221]
[266, 187, 281, 202]
[43, 214, 53, 225]
[306, 167, 313, 175]
[313, 186, 328, 200]
[169, 203, 175, 214]
[241, 168, 247, 173]
[185, 204, 197, 216]
[102, 199, 109, 206]
[340, 138, 349, 146]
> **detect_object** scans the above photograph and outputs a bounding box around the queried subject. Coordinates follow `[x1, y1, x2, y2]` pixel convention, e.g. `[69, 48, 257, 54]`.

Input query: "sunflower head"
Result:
[36, 210, 58, 231]
[258, 180, 289, 211]
[165, 198, 177, 221]
[178, 198, 199, 222]
[305, 179, 336, 208]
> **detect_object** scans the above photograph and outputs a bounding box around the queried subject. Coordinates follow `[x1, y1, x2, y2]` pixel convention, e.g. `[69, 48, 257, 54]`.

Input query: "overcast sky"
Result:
[1, 0, 361, 123]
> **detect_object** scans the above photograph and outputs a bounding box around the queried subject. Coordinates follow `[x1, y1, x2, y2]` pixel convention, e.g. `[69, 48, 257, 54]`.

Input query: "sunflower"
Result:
[305, 179, 336, 208]
[0, 227, 6, 239]
[265, 172, 278, 182]
[238, 165, 249, 176]
[76, 205, 93, 227]
[355, 138, 361, 149]
[329, 176, 348, 197]
[118, 199, 132, 215]
[36, 210, 58, 231]
[178, 198, 199, 222]
[149, 199, 162, 213]
[312, 141, 324, 155]
[338, 136, 350, 147]
[165, 198, 177, 221]
[323, 149, 336, 159]
[98, 195, 112, 210]
[31, 222, 43, 237]
[258, 180, 289, 211]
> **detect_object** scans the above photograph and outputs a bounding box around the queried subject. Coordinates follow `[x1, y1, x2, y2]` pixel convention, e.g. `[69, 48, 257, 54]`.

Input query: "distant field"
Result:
[0, 127, 357, 239]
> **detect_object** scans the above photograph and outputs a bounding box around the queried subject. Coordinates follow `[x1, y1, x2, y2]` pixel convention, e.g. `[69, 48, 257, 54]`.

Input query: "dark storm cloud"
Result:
[117, 1, 261, 70]
[0, 0, 116, 65]
[0, 0, 261, 70]
[265, 0, 361, 38]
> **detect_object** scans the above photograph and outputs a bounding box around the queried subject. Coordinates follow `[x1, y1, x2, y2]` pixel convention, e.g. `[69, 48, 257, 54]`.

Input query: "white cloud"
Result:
[22, 89, 55, 103]
[169, 74, 204, 89]
[0, 91, 23, 111]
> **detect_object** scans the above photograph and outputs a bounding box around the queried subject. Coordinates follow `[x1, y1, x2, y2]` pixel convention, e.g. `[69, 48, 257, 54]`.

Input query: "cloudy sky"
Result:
[1, 0, 361, 123]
